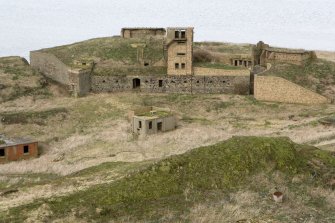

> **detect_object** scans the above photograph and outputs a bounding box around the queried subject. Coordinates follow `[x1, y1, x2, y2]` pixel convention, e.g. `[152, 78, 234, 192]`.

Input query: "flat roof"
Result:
[121, 27, 166, 31]
[0, 134, 37, 148]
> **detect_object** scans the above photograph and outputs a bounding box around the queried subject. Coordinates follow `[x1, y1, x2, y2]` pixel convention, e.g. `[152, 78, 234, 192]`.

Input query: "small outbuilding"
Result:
[0, 134, 38, 164]
[131, 107, 177, 135]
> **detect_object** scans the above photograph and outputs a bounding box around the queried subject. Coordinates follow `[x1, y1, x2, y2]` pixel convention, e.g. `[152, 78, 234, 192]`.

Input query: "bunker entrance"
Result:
[133, 78, 141, 89]
[157, 122, 162, 131]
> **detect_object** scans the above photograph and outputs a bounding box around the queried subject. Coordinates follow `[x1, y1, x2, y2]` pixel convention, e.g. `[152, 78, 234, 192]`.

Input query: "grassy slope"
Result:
[262, 59, 335, 100]
[3, 136, 334, 222]
[0, 57, 50, 102]
[194, 41, 253, 55]
[40, 37, 167, 76]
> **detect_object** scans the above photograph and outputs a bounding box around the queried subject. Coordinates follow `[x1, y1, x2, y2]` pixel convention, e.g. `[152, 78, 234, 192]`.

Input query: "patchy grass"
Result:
[40, 37, 165, 68]
[194, 42, 253, 55]
[0, 108, 68, 125]
[3, 136, 335, 222]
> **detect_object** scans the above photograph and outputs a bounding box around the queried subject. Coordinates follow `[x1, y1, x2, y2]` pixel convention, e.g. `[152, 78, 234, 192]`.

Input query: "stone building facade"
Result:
[166, 28, 193, 76]
[252, 41, 316, 66]
[121, 28, 166, 39]
[0, 135, 38, 164]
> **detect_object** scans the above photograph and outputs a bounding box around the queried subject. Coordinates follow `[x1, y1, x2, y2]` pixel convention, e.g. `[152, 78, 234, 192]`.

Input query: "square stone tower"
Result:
[166, 27, 194, 75]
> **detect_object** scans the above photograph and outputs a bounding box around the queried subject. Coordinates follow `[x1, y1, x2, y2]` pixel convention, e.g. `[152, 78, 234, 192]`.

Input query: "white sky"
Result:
[0, 0, 334, 59]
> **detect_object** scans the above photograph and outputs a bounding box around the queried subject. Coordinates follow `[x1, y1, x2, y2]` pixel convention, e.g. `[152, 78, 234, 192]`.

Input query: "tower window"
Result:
[181, 63, 186, 69]
[175, 31, 179, 39]
[175, 63, 179, 69]
[181, 31, 186, 38]
[177, 53, 186, 56]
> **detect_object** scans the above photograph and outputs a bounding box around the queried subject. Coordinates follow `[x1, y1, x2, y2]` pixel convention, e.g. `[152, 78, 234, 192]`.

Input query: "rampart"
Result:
[254, 75, 329, 104]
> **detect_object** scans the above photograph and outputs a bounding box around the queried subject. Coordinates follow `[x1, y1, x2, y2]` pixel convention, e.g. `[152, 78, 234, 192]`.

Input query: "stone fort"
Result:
[29, 27, 328, 104]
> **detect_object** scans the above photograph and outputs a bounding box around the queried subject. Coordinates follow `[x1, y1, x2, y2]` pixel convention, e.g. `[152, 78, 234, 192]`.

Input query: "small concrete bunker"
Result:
[131, 107, 177, 135]
[0, 134, 38, 164]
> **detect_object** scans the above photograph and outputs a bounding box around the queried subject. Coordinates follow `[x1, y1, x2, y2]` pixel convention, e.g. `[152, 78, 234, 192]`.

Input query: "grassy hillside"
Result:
[262, 59, 335, 101]
[0, 56, 51, 102]
[194, 41, 253, 55]
[3, 136, 334, 222]
[39, 37, 167, 76]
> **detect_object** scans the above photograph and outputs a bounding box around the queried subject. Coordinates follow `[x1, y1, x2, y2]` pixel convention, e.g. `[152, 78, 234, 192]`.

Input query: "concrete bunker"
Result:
[130, 107, 177, 136]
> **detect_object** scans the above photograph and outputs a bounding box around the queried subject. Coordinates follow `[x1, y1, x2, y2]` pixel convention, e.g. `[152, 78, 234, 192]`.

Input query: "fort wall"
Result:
[30, 51, 70, 85]
[91, 75, 250, 95]
[254, 75, 329, 104]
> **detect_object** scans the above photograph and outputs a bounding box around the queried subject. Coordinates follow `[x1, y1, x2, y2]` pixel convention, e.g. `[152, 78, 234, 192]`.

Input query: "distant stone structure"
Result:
[121, 28, 166, 39]
[0, 134, 38, 164]
[252, 41, 316, 66]
[30, 27, 250, 96]
[29, 27, 330, 105]
[166, 28, 193, 75]
[130, 107, 177, 136]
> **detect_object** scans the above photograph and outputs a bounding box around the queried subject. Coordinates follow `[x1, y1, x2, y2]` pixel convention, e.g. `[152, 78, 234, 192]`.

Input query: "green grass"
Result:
[194, 42, 253, 54]
[0, 108, 68, 125]
[4, 136, 334, 222]
[0, 140, 5, 145]
[40, 37, 165, 68]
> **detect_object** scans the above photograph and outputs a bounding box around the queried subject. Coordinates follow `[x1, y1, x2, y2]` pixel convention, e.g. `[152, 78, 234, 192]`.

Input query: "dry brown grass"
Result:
[0, 92, 334, 211]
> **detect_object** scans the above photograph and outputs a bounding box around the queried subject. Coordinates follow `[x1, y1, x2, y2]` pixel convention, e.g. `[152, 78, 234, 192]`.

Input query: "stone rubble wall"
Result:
[91, 74, 250, 95]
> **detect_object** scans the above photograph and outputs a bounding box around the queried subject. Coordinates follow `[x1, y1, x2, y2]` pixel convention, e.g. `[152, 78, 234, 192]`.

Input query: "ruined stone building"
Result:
[30, 27, 250, 96]
[252, 41, 316, 67]
[29, 27, 330, 105]
[0, 135, 38, 164]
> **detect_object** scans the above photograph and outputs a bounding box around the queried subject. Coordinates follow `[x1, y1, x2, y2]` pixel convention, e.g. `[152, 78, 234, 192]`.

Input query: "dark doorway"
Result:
[157, 122, 162, 131]
[234, 60, 238, 66]
[24, 145, 29, 154]
[133, 78, 141, 89]
[0, 149, 5, 157]
[159, 80, 163, 87]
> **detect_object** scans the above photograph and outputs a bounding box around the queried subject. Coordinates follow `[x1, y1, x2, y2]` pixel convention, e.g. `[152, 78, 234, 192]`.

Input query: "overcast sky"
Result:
[0, 0, 334, 59]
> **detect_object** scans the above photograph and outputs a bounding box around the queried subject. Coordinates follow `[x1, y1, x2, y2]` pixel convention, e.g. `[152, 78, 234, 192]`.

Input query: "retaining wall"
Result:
[254, 75, 329, 104]
[91, 75, 250, 95]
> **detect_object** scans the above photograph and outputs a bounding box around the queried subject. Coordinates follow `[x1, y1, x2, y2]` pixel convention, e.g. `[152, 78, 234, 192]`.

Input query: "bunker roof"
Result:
[134, 110, 173, 119]
[0, 134, 37, 149]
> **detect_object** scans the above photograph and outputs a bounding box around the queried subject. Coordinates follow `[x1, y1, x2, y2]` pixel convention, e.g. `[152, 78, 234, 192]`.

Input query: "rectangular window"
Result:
[175, 31, 179, 39]
[175, 63, 179, 69]
[139, 121, 142, 129]
[159, 80, 163, 87]
[181, 31, 186, 39]
[24, 145, 29, 154]
[0, 149, 4, 157]
[149, 121, 153, 129]
[177, 53, 186, 56]
[181, 63, 186, 69]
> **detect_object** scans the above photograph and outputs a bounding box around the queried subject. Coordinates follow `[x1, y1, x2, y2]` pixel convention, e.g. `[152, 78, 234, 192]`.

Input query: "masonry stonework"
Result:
[254, 76, 329, 104]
